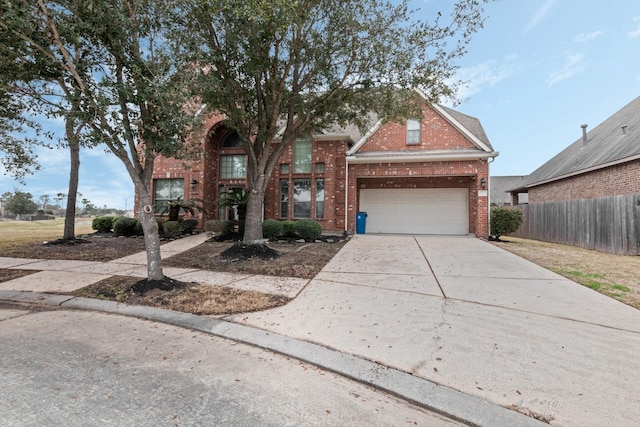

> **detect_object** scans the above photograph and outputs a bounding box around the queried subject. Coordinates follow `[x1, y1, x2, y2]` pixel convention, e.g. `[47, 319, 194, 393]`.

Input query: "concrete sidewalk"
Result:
[0, 233, 308, 298]
[1, 233, 639, 426]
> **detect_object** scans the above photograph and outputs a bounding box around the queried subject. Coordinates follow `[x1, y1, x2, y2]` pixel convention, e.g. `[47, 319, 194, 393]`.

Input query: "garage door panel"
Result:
[359, 188, 468, 235]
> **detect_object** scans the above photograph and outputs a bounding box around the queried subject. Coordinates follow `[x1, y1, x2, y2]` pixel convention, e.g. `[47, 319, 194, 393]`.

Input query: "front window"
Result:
[293, 179, 311, 218]
[315, 178, 324, 219]
[294, 136, 312, 173]
[280, 180, 289, 218]
[154, 178, 184, 213]
[220, 154, 247, 179]
[407, 119, 421, 145]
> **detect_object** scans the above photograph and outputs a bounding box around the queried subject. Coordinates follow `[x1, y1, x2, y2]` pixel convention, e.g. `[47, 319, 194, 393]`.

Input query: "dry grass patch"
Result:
[138, 285, 290, 315]
[70, 275, 289, 315]
[0, 219, 93, 245]
[493, 236, 640, 309]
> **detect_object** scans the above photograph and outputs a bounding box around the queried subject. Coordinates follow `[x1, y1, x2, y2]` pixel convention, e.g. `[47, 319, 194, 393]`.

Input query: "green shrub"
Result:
[183, 218, 199, 234]
[92, 216, 115, 233]
[262, 219, 283, 239]
[282, 220, 296, 237]
[113, 217, 139, 237]
[111, 216, 125, 229]
[205, 219, 234, 235]
[490, 207, 524, 240]
[163, 220, 183, 237]
[294, 219, 322, 240]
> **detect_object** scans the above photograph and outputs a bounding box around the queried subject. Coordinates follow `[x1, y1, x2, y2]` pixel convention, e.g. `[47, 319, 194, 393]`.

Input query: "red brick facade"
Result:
[528, 160, 640, 203]
[147, 103, 495, 237]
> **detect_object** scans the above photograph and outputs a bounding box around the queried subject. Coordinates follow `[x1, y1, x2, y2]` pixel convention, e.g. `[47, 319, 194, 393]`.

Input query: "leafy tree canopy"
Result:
[0, 0, 208, 280]
[175, 0, 490, 243]
[2, 189, 39, 215]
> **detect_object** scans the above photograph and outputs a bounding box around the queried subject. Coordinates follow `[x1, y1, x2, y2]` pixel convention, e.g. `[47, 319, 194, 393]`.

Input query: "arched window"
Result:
[221, 131, 244, 148]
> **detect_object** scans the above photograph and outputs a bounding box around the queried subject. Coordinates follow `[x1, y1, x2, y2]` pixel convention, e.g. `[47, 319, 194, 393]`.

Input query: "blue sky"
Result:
[2, 0, 639, 209]
[442, 0, 640, 174]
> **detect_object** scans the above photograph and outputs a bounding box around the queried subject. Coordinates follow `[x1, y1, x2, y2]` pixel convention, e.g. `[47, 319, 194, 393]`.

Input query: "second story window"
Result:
[294, 136, 312, 173]
[407, 119, 421, 145]
[220, 154, 247, 179]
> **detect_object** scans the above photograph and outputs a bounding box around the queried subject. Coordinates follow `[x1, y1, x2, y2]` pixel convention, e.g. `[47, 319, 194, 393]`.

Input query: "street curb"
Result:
[1, 290, 546, 427]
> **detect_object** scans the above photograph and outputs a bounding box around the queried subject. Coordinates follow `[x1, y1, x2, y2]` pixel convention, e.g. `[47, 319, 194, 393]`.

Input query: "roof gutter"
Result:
[346, 151, 499, 164]
[526, 154, 640, 188]
[314, 133, 352, 142]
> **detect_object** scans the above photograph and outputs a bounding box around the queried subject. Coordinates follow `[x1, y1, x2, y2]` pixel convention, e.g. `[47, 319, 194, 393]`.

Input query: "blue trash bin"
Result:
[356, 212, 368, 234]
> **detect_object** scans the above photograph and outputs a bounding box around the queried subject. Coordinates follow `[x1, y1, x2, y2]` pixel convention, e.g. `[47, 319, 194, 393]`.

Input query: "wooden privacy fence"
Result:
[512, 194, 640, 255]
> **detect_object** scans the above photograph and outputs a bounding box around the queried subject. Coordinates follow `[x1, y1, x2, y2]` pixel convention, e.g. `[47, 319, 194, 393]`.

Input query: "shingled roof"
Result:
[525, 95, 640, 187]
[439, 105, 494, 151]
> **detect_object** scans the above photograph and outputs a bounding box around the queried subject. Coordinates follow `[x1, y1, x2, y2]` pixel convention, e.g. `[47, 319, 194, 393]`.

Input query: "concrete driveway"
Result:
[227, 235, 640, 427]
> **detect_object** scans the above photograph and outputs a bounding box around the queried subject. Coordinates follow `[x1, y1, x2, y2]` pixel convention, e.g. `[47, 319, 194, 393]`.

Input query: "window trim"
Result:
[315, 178, 324, 219]
[153, 178, 184, 214]
[406, 119, 421, 145]
[220, 154, 247, 179]
[293, 136, 312, 173]
[293, 178, 312, 218]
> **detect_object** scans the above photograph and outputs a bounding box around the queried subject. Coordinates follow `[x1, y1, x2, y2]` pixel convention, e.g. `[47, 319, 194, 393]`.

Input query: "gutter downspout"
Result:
[487, 156, 495, 238]
[344, 157, 349, 234]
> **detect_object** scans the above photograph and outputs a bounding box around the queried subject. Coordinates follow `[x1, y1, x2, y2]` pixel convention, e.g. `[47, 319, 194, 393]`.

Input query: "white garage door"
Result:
[359, 188, 469, 235]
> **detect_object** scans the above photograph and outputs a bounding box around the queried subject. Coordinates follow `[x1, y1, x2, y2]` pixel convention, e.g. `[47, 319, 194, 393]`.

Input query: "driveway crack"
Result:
[415, 237, 447, 298]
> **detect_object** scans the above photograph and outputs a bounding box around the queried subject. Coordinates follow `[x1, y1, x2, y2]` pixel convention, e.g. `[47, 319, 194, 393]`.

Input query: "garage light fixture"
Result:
[480, 178, 487, 189]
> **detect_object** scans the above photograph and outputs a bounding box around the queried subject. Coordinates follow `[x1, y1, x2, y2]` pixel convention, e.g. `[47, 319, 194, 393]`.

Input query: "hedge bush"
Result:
[294, 219, 322, 240]
[111, 216, 124, 229]
[92, 216, 115, 233]
[163, 220, 182, 237]
[262, 219, 283, 239]
[282, 220, 296, 237]
[113, 217, 139, 237]
[182, 218, 199, 234]
[490, 207, 524, 241]
[205, 219, 234, 235]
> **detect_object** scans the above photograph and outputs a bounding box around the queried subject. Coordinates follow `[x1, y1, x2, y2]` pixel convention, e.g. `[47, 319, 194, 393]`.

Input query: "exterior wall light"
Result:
[191, 179, 199, 190]
[480, 177, 487, 189]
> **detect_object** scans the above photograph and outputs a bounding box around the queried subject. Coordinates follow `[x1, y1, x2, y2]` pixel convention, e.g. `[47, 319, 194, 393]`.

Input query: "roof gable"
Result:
[348, 102, 494, 156]
[526, 95, 640, 187]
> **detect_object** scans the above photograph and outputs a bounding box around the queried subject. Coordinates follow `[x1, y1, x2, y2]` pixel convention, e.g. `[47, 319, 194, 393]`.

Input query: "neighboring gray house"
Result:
[490, 176, 528, 206]
[507, 95, 640, 254]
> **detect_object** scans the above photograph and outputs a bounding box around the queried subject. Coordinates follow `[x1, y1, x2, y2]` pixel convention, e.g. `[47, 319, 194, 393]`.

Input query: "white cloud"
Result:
[575, 31, 604, 42]
[525, 0, 555, 34]
[36, 146, 69, 171]
[453, 55, 519, 100]
[629, 16, 640, 39]
[546, 53, 585, 87]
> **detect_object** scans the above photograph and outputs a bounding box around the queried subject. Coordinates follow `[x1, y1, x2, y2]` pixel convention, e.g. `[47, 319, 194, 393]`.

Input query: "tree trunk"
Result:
[62, 125, 80, 240]
[242, 189, 265, 245]
[168, 204, 180, 221]
[137, 188, 164, 281]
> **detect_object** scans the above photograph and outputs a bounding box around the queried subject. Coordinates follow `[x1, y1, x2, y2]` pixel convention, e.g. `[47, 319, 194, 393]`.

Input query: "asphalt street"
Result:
[0, 304, 460, 426]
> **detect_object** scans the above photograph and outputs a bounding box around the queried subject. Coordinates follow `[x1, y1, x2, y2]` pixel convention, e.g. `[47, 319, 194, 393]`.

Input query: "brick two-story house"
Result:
[150, 94, 498, 237]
